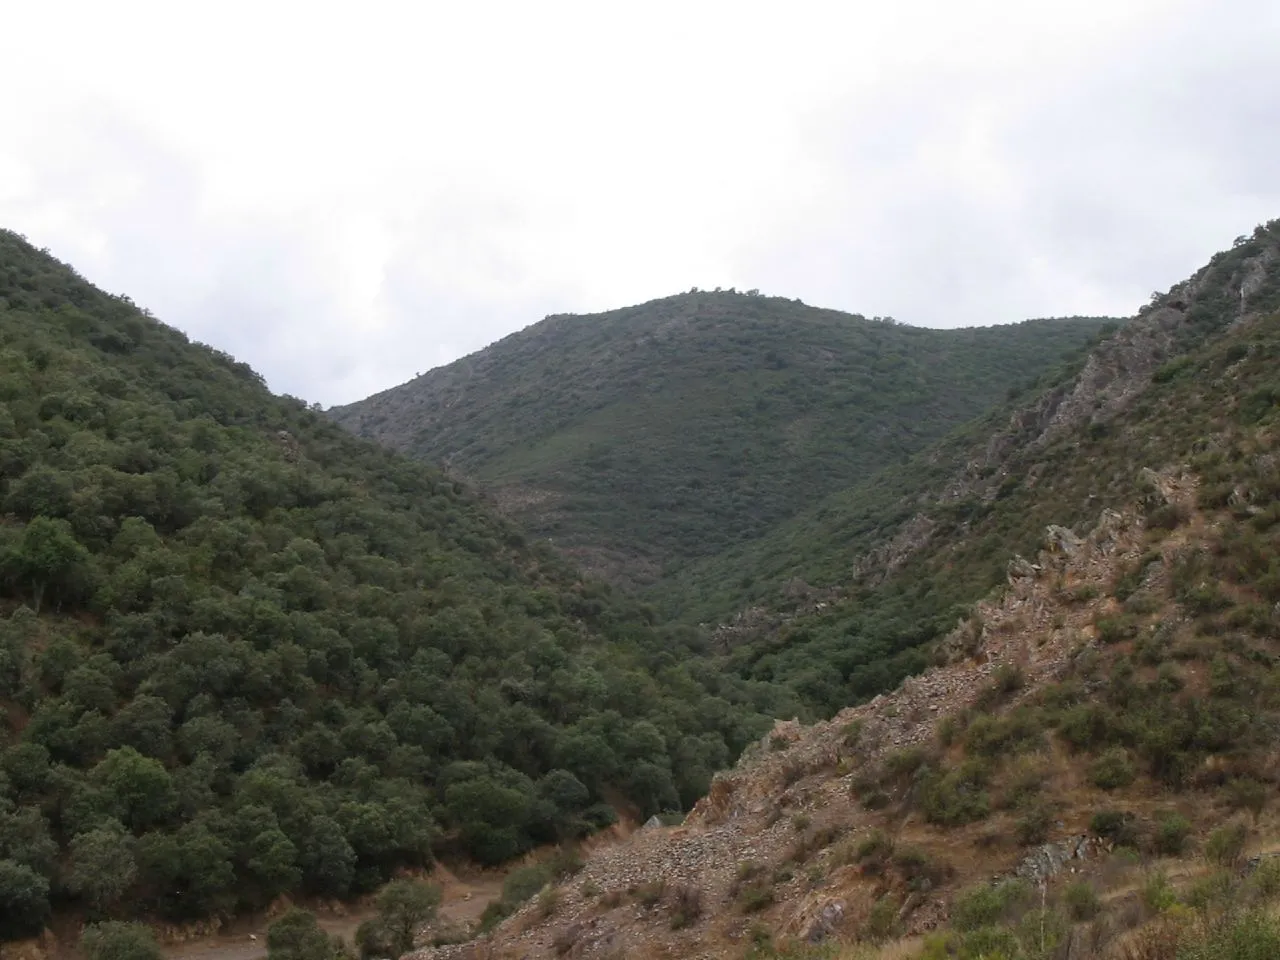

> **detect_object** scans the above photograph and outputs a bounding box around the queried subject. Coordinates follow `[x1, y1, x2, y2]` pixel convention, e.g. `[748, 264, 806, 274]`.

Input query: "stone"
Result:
[805, 900, 845, 943]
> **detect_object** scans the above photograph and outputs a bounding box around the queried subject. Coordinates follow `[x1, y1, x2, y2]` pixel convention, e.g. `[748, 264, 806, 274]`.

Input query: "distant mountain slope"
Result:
[682, 221, 1280, 715]
[0, 232, 786, 939]
[331, 294, 1113, 586]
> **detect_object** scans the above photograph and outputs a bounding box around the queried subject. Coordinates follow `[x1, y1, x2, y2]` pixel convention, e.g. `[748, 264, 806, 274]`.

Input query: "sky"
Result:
[1, 0, 1278, 406]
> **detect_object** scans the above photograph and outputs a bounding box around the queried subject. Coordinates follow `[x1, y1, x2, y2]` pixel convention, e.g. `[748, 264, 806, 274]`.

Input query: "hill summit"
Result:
[331, 293, 1112, 588]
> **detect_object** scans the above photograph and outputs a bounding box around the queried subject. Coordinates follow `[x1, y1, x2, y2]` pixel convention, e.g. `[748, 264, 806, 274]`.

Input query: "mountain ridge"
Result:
[331, 293, 1114, 589]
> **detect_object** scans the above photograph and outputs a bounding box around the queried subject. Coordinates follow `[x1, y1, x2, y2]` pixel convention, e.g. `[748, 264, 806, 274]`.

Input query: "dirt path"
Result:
[162, 867, 506, 960]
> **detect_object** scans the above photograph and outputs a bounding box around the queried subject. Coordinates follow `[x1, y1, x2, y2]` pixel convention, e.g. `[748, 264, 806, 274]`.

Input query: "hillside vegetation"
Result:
[666, 225, 1280, 717]
[0, 232, 789, 939]
[331, 295, 1111, 587]
[428, 224, 1280, 960]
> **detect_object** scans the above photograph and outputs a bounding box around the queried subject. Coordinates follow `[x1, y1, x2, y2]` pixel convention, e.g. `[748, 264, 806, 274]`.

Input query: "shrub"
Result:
[1206, 822, 1249, 867]
[1142, 869, 1178, 912]
[920, 762, 991, 826]
[1015, 804, 1052, 846]
[81, 923, 163, 960]
[1089, 747, 1137, 790]
[1185, 871, 1236, 912]
[855, 829, 895, 863]
[635, 879, 665, 908]
[1091, 809, 1141, 849]
[864, 896, 898, 943]
[268, 910, 349, 960]
[884, 745, 928, 778]
[861, 789, 890, 810]
[1096, 614, 1141, 645]
[1064, 881, 1100, 921]
[669, 883, 704, 930]
[841, 720, 863, 748]
[1177, 910, 1280, 960]
[737, 881, 774, 913]
[1057, 703, 1120, 752]
[1226, 777, 1268, 819]
[964, 709, 1043, 757]
[892, 847, 953, 892]
[502, 863, 552, 905]
[1154, 812, 1192, 856]
[536, 886, 559, 919]
[951, 879, 1031, 931]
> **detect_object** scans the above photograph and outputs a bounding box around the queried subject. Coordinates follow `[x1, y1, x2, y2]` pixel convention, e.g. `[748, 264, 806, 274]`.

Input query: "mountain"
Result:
[330, 295, 1113, 588]
[417, 222, 1280, 959]
[0, 231, 788, 940]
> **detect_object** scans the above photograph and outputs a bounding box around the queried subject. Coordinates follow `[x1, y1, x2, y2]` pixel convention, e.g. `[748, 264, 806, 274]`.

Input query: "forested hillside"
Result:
[0, 231, 787, 939]
[690, 222, 1280, 715]
[331, 295, 1112, 586]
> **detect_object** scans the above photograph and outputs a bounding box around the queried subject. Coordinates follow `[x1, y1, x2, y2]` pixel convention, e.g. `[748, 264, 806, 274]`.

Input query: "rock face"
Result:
[1015, 837, 1095, 884]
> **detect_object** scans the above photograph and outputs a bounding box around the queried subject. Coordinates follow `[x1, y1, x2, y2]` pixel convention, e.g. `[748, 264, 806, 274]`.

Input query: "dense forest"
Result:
[0, 231, 791, 938]
[331, 294, 1112, 588]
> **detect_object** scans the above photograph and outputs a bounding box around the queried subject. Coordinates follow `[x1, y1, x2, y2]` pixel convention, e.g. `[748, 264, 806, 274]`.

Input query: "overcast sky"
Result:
[2, 0, 1277, 406]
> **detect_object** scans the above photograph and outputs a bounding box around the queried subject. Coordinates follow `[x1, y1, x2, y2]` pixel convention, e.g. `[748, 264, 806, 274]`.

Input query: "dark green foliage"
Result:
[1090, 810, 1141, 849]
[361, 880, 441, 958]
[1089, 748, 1137, 790]
[333, 294, 1112, 595]
[950, 879, 1032, 932]
[920, 761, 992, 826]
[81, 922, 163, 960]
[0, 231, 778, 933]
[267, 909, 350, 960]
[1155, 812, 1192, 856]
[0, 858, 49, 939]
[1063, 881, 1100, 921]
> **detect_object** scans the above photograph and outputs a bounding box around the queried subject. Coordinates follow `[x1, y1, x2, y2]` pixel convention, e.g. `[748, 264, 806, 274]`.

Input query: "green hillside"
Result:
[701, 221, 1280, 715]
[330, 295, 1113, 587]
[0, 232, 786, 938]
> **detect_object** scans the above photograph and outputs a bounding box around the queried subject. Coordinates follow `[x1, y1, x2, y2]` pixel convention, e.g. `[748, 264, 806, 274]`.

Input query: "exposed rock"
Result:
[805, 900, 846, 943]
[1007, 555, 1039, 582]
[1045, 525, 1084, 556]
[1015, 837, 1095, 884]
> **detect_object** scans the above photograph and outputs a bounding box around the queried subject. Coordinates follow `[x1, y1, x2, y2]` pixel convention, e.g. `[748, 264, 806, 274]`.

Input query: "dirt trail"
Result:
[162, 868, 506, 960]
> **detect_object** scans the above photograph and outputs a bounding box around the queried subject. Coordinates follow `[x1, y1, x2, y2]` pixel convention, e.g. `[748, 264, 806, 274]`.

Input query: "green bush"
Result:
[920, 761, 992, 827]
[81, 923, 163, 960]
[1090, 810, 1141, 849]
[1089, 748, 1137, 790]
[1206, 822, 1249, 867]
[1063, 882, 1100, 921]
[1154, 812, 1192, 856]
[1177, 909, 1280, 960]
[1015, 805, 1052, 846]
[951, 879, 1031, 932]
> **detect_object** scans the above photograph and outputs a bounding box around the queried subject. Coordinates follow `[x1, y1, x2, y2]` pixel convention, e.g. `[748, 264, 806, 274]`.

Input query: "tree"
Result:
[81, 922, 163, 960]
[267, 908, 350, 960]
[0, 858, 50, 939]
[374, 879, 441, 958]
[90, 747, 177, 831]
[6, 516, 90, 613]
[68, 825, 137, 910]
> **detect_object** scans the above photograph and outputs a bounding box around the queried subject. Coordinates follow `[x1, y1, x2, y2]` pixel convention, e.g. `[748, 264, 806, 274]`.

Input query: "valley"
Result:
[1, 220, 1278, 960]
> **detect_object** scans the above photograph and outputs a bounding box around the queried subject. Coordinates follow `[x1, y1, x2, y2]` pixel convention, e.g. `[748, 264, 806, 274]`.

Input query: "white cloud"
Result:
[1, 0, 1277, 404]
